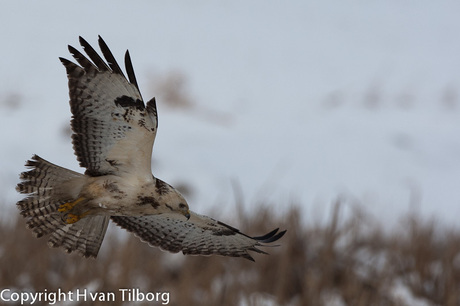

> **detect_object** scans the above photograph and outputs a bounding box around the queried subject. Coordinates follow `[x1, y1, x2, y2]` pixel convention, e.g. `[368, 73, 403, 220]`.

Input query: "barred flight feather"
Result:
[111, 212, 286, 261]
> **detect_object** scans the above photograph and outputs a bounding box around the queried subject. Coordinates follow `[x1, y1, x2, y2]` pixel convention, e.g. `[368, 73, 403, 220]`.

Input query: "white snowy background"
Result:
[1, 1, 460, 229]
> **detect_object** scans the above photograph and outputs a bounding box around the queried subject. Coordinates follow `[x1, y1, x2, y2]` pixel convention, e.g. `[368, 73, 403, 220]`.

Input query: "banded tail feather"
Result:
[16, 155, 109, 258]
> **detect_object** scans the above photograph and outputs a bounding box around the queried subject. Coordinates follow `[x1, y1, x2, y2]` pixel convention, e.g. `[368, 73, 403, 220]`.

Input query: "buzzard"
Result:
[16, 36, 285, 261]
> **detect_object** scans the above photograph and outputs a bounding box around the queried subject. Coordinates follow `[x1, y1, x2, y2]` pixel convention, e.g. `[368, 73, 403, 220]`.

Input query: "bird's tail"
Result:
[16, 154, 109, 258]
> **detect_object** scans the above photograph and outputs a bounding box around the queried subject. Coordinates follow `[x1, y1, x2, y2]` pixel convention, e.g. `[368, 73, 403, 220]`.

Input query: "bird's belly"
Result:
[79, 176, 162, 217]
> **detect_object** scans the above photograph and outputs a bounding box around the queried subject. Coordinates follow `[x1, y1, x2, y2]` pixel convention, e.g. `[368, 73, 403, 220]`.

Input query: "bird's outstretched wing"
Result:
[60, 36, 158, 178]
[111, 212, 286, 261]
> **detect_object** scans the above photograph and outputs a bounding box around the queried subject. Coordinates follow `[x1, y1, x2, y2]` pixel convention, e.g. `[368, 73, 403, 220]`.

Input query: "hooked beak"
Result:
[185, 210, 190, 220]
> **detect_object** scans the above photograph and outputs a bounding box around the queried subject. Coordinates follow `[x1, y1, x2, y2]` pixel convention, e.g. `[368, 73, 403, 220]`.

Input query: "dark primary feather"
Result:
[146, 97, 158, 129]
[124, 50, 140, 93]
[97, 35, 125, 77]
[252, 228, 286, 243]
[78, 36, 110, 71]
[67, 45, 96, 71]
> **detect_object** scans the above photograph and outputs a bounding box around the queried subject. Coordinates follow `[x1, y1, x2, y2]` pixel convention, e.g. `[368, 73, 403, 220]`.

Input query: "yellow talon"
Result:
[65, 211, 90, 224]
[59, 197, 89, 224]
[58, 197, 85, 213]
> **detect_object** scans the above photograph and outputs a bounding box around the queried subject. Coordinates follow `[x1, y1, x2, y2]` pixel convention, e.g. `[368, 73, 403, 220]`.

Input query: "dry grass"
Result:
[1, 198, 459, 306]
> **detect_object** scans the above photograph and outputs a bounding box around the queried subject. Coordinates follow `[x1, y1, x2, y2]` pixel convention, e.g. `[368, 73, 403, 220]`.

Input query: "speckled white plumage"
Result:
[16, 36, 285, 260]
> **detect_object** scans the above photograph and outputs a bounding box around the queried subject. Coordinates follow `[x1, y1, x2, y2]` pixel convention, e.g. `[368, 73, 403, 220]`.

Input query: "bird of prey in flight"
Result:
[16, 36, 285, 261]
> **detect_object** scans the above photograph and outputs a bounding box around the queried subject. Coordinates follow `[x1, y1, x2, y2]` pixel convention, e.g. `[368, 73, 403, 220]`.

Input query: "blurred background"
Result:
[1, 1, 460, 305]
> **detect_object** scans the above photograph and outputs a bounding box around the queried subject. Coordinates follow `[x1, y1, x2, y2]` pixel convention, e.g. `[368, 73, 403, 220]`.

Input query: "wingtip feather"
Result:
[253, 228, 287, 243]
[97, 35, 125, 76]
[124, 50, 140, 93]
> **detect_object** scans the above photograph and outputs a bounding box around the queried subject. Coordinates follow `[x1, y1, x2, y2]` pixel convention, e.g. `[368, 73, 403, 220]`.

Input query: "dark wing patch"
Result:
[155, 178, 172, 195]
[114, 95, 144, 111]
[136, 196, 160, 208]
[111, 212, 286, 261]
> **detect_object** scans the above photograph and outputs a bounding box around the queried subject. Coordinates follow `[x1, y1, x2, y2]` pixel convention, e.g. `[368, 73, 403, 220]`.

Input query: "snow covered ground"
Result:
[1, 1, 460, 227]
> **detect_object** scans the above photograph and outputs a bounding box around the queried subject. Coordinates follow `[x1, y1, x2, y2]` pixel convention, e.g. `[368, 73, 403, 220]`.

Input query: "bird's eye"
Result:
[179, 203, 186, 209]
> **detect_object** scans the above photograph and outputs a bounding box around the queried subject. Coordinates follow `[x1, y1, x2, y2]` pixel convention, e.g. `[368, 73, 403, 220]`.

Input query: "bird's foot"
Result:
[58, 197, 85, 213]
[64, 211, 90, 224]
